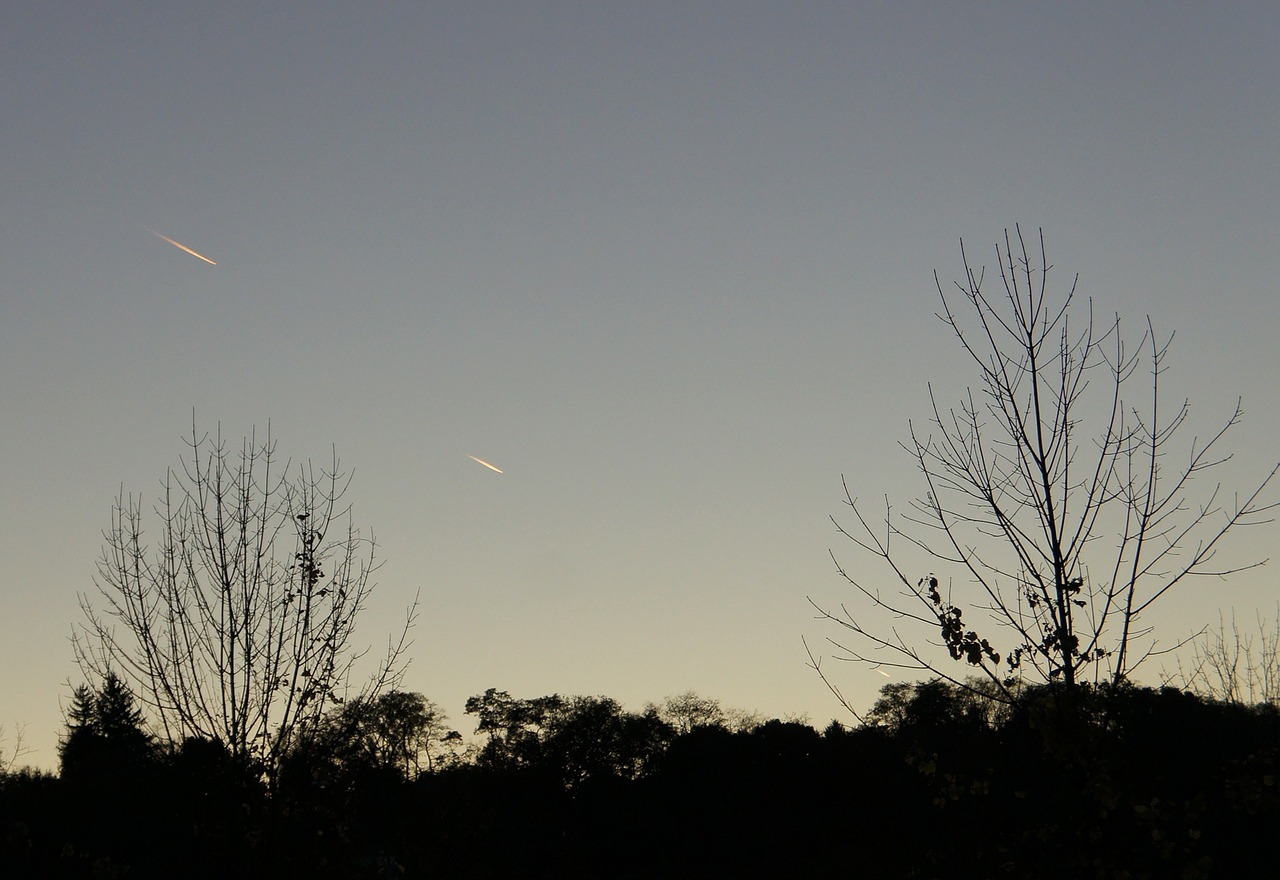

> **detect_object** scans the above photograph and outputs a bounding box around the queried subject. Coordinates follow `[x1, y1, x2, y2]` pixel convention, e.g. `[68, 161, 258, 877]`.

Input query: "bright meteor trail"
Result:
[145, 227, 217, 265]
[467, 455, 504, 474]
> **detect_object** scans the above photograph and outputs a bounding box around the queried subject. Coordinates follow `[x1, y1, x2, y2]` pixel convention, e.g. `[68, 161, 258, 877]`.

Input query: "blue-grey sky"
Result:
[3, 2, 1277, 767]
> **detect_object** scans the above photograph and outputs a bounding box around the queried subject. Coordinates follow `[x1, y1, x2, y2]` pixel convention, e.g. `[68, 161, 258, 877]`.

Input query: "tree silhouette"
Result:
[811, 227, 1278, 701]
[464, 689, 673, 787]
[465, 688, 567, 770]
[285, 690, 461, 787]
[58, 671, 153, 781]
[5, 679, 1279, 876]
[1169, 605, 1280, 705]
[0, 723, 29, 776]
[649, 690, 725, 734]
[537, 695, 672, 787]
[74, 421, 417, 782]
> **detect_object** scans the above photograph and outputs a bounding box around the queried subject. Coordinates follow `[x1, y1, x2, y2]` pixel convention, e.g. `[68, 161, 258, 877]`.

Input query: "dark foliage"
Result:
[4, 682, 1277, 877]
[58, 671, 153, 782]
[465, 689, 674, 787]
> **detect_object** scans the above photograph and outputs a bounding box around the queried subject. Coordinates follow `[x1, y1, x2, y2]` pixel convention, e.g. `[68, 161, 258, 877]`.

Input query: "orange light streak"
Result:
[467, 454, 504, 474]
[145, 227, 218, 265]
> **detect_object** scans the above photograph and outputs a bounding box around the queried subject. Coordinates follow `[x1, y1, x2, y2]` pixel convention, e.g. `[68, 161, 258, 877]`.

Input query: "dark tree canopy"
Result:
[283, 690, 461, 787]
[464, 688, 673, 786]
[58, 671, 153, 781]
[6, 680, 1278, 877]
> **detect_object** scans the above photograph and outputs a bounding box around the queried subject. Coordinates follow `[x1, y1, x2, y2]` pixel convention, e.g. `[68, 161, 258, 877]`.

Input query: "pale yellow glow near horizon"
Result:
[467, 454, 503, 473]
[145, 227, 218, 265]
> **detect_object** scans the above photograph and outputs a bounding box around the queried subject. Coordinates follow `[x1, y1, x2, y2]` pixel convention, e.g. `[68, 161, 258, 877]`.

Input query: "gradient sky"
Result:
[3, 2, 1277, 768]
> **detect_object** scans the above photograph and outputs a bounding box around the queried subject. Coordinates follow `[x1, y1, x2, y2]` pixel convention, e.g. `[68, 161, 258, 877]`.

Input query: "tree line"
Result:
[3, 674, 1278, 877]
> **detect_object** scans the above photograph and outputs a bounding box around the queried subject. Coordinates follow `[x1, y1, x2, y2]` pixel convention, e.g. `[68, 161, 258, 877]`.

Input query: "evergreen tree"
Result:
[59, 671, 153, 780]
[58, 683, 99, 777]
[94, 671, 149, 750]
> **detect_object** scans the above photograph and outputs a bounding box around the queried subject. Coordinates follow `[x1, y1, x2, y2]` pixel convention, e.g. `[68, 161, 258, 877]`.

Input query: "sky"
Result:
[2, 2, 1277, 769]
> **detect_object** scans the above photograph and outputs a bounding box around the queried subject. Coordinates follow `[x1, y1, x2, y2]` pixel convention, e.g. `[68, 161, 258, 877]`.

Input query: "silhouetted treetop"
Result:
[59, 670, 153, 781]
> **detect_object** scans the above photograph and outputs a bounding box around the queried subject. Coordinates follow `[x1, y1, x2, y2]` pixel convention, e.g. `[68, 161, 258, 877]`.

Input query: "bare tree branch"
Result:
[1167, 606, 1280, 705]
[809, 227, 1278, 702]
[74, 420, 418, 782]
[0, 722, 31, 775]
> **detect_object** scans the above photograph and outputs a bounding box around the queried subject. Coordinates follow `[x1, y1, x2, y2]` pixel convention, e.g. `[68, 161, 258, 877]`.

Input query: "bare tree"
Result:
[1167, 606, 1280, 705]
[646, 691, 767, 734]
[648, 691, 726, 735]
[0, 722, 30, 775]
[74, 422, 416, 780]
[810, 227, 1277, 703]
